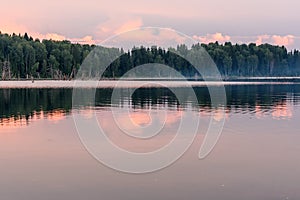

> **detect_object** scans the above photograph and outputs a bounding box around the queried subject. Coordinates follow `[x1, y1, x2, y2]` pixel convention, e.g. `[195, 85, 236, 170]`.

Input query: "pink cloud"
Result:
[1, 19, 298, 49]
[254, 34, 295, 47]
[95, 17, 143, 40]
[33, 33, 96, 44]
[271, 35, 294, 47]
[114, 18, 143, 34]
[0, 19, 96, 44]
[255, 35, 270, 45]
[68, 36, 96, 45]
[33, 33, 66, 41]
[0, 20, 28, 35]
[192, 33, 297, 49]
[193, 33, 231, 44]
[100, 28, 194, 50]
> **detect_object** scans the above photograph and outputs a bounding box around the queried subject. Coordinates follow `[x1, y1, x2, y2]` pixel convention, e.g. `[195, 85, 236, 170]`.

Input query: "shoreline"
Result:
[0, 79, 299, 88]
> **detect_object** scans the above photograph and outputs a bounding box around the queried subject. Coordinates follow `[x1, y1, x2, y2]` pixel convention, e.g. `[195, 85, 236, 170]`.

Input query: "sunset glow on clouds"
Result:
[255, 35, 271, 45]
[271, 35, 295, 47]
[1, 20, 299, 49]
[193, 33, 231, 44]
[0, 20, 96, 44]
[1, 0, 300, 49]
[192, 33, 297, 48]
[114, 18, 143, 34]
[253, 34, 296, 47]
[96, 17, 143, 39]
[33, 33, 96, 45]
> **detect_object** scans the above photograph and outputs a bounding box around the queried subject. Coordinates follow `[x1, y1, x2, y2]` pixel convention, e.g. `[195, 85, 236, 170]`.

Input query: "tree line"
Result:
[1, 32, 300, 79]
[0, 32, 94, 79]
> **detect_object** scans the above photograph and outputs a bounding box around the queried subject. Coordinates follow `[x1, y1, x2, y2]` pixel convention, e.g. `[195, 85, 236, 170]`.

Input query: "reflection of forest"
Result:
[1, 84, 299, 126]
[0, 110, 67, 128]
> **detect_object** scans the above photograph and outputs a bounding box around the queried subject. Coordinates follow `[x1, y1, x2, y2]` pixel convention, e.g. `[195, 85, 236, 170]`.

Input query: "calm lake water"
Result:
[1, 84, 300, 200]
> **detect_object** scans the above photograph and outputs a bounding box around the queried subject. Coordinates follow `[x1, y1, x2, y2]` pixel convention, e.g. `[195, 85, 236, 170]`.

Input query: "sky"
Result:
[1, 0, 300, 49]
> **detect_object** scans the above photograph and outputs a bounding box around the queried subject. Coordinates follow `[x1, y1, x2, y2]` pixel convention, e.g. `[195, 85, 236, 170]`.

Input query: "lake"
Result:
[1, 83, 300, 200]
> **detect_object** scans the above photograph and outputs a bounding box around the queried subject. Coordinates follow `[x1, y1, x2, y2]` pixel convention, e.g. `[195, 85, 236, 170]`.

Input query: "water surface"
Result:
[1, 84, 300, 200]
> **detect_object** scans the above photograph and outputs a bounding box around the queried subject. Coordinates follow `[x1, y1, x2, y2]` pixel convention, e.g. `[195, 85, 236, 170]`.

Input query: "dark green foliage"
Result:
[1, 32, 300, 79]
[200, 42, 299, 77]
[0, 33, 94, 79]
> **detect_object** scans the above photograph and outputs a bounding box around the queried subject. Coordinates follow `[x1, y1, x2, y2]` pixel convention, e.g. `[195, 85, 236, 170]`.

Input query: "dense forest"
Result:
[1, 32, 300, 79]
